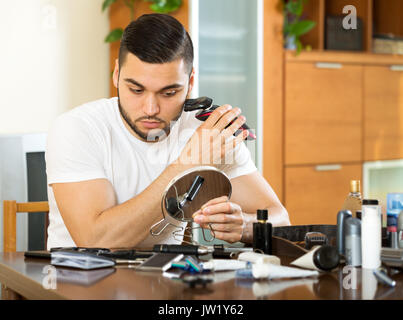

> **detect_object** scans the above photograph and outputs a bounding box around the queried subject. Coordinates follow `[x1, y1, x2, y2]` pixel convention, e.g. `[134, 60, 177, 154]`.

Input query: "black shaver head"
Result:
[183, 96, 256, 140]
[183, 97, 213, 112]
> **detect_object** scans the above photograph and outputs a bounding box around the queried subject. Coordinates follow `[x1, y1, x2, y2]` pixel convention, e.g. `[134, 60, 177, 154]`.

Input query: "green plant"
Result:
[102, 0, 182, 43]
[283, 0, 316, 54]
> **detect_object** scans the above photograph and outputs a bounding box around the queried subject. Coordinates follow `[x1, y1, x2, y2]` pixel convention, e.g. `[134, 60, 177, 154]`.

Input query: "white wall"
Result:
[0, 0, 110, 134]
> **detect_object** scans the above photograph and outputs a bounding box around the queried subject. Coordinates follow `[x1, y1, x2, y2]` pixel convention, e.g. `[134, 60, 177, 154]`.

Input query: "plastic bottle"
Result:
[361, 199, 381, 269]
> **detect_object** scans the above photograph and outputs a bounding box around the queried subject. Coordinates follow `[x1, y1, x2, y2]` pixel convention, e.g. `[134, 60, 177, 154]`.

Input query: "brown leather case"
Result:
[271, 225, 337, 263]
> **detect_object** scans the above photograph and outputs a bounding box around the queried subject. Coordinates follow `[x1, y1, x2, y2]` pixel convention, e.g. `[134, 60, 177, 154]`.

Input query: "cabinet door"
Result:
[364, 65, 403, 161]
[285, 163, 362, 225]
[285, 62, 362, 165]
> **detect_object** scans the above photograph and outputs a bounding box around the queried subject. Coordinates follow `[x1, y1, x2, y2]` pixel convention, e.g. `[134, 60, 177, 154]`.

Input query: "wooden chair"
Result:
[1, 200, 49, 299]
[3, 200, 49, 252]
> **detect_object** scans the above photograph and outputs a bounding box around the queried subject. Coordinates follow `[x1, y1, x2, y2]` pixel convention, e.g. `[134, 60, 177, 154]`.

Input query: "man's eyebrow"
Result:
[124, 78, 184, 92]
[124, 78, 145, 89]
[159, 83, 184, 91]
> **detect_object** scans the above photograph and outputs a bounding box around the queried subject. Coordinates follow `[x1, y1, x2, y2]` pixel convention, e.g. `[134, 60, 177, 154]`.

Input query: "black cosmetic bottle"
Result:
[253, 209, 272, 254]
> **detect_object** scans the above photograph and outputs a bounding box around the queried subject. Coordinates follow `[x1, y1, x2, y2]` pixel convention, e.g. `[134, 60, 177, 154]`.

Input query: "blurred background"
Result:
[0, 0, 403, 251]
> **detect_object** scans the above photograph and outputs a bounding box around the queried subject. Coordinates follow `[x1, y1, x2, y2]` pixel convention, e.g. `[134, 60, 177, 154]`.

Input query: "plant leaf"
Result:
[289, 20, 316, 37]
[102, 0, 118, 12]
[105, 28, 124, 43]
[150, 0, 182, 13]
[285, 0, 303, 16]
[294, 0, 303, 16]
[295, 38, 303, 54]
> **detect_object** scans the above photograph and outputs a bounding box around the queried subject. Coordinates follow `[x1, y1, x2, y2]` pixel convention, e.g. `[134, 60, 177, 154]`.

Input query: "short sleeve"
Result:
[219, 141, 257, 180]
[45, 113, 107, 185]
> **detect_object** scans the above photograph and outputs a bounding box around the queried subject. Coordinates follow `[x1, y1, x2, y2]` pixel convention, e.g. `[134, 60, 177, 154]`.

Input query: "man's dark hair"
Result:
[118, 13, 193, 75]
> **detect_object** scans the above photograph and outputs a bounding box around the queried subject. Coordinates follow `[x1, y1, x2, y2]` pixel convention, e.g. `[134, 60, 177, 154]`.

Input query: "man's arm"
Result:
[231, 171, 290, 224]
[231, 171, 290, 243]
[51, 104, 248, 248]
[52, 164, 192, 248]
[193, 171, 290, 243]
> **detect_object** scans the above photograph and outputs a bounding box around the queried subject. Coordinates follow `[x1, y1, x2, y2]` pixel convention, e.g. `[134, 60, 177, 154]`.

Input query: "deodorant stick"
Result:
[361, 199, 381, 269]
[345, 218, 361, 267]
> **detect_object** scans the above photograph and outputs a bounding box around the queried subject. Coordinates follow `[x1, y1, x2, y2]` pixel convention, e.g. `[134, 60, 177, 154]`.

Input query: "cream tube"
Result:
[252, 263, 319, 279]
[237, 251, 281, 265]
[200, 259, 247, 271]
[290, 245, 340, 271]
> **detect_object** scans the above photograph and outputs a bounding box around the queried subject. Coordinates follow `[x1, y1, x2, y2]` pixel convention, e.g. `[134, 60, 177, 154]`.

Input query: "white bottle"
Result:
[361, 199, 382, 269]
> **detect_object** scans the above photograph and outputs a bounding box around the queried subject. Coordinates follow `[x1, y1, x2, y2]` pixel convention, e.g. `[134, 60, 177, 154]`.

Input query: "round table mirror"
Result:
[150, 166, 232, 239]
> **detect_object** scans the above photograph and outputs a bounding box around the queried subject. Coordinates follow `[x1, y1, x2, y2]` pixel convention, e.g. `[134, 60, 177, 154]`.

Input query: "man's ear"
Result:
[112, 59, 119, 89]
[186, 68, 195, 98]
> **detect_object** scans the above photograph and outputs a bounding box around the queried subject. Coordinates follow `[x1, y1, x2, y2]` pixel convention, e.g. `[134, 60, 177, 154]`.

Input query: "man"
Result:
[45, 14, 290, 250]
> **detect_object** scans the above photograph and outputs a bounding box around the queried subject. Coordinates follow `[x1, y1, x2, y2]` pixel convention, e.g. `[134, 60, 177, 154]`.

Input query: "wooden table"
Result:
[0, 252, 402, 300]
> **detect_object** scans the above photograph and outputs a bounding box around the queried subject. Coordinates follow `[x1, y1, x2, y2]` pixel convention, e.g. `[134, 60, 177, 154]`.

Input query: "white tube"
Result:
[238, 252, 281, 265]
[252, 263, 319, 280]
[290, 246, 321, 271]
[200, 259, 247, 271]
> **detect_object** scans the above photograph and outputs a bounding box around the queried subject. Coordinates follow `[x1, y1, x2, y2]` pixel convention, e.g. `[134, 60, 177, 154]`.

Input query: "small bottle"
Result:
[398, 211, 403, 249]
[253, 209, 272, 255]
[361, 199, 382, 269]
[345, 218, 361, 267]
[341, 180, 362, 219]
[386, 193, 403, 233]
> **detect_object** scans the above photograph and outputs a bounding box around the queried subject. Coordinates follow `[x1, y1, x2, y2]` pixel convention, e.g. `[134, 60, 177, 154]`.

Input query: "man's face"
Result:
[113, 53, 194, 142]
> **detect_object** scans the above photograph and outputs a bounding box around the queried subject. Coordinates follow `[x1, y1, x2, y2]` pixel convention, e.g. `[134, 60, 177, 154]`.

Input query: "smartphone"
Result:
[136, 253, 184, 272]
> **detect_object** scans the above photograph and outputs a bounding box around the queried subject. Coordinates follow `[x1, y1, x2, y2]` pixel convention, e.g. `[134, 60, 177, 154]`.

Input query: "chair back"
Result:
[3, 200, 49, 252]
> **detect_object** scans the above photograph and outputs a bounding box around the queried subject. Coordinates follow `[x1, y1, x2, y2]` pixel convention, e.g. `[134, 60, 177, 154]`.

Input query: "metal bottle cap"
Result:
[345, 218, 361, 236]
[350, 180, 360, 193]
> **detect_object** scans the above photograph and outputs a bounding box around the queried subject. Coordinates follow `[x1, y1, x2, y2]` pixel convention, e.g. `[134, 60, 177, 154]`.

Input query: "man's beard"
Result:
[117, 89, 183, 142]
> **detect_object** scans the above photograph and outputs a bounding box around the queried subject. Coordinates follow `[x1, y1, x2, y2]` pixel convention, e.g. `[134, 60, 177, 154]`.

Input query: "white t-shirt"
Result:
[45, 97, 257, 249]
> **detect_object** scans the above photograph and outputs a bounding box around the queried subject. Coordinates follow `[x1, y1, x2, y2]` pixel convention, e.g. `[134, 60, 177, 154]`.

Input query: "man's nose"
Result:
[143, 94, 160, 116]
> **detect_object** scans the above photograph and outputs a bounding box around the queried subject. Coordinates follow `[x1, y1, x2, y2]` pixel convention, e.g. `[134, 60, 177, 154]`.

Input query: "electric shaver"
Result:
[183, 96, 256, 140]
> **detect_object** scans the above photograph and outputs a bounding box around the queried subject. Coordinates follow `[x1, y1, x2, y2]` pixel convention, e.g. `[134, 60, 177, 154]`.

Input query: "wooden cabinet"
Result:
[261, 1, 403, 225]
[283, 52, 403, 225]
[364, 65, 403, 161]
[285, 62, 362, 165]
[285, 163, 362, 225]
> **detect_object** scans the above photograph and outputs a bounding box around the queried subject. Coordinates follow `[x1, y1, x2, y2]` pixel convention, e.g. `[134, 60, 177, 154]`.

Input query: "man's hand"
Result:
[175, 105, 248, 167]
[192, 195, 246, 243]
